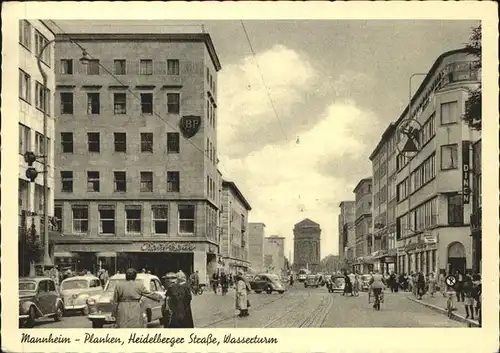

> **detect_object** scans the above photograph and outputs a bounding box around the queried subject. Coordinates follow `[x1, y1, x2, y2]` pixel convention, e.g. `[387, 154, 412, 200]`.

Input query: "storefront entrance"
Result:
[447, 242, 466, 275]
[116, 252, 194, 277]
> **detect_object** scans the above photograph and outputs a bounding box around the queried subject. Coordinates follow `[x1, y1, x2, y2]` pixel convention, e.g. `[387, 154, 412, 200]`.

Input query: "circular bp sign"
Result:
[445, 274, 457, 288]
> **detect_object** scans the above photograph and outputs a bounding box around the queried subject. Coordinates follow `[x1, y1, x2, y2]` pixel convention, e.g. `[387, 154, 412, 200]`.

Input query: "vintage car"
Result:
[59, 275, 104, 315]
[250, 273, 286, 294]
[326, 275, 346, 293]
[86, 273, 165, 328]
[304, 274, 323, 288]
[19, 277, 64, 327]
[360, 274, 372, 291]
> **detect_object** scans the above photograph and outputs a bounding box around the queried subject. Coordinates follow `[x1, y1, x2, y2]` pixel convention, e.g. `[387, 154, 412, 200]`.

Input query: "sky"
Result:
[54, 20, 479, 260]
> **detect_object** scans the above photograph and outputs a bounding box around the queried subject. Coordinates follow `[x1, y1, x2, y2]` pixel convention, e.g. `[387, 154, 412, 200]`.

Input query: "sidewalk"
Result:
[407, 291, 480, 327]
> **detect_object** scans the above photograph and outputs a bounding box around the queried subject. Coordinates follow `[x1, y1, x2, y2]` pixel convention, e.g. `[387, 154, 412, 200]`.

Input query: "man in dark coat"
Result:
[163, 272, 194, 328]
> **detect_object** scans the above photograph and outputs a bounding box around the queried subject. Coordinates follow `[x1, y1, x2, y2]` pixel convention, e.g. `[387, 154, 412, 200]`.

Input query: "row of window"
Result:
[19, 124, 50, 157]
[60, 132, 181, 154]
[206, 175, 217, 200]
[59, 92, 182, 115]
[396, 194, 464, 239]
[60, 171, 180, 193]
[19, 20, 51, 65]
[19, 70, 52, 114]
[55, 204, 195, 235]
[397, 144, 458, 202]
[61, 58, 182, 77]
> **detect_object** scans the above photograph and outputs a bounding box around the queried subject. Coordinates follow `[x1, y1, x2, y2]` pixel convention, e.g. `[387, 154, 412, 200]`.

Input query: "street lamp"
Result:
[37, 39, 88, 269]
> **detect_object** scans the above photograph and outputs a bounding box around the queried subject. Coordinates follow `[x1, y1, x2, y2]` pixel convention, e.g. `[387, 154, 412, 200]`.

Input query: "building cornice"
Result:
[56, 32, 222, 72]
[353, 177, 372, 194]
[222, 180, 252, 211]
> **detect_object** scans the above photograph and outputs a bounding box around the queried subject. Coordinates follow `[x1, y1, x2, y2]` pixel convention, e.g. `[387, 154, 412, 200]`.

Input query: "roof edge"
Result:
[222, 180, 252, 210]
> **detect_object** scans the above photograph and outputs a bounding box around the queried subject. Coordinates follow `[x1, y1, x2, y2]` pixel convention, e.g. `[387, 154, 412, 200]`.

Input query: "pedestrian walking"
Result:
[343, 271, 353, 296]
[439, 271, 447, 297]
[455, 271, 465, 302]
[163, 271, 194, 328]
[389, 271, 397, 293]
[112, 268, 161, 328]
[463, 275, 475, 320]
[352, 272, 360, 296]
[211, 272, 219, 294]
[427, 272, 436, 297]
[235, 272, 249, 317]
[471, 274, 481, 323]
[289, 274, 294, 287]
[416, 271, 426, 299]
[98, 268, 109, 288]
[220, 272, 229, 295]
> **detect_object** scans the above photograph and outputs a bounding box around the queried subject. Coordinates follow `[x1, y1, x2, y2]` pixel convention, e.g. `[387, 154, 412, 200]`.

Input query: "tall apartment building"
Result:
[293, 218, 321, 273]
[395, 49, 480, 276]
[264, 235, 285, 277]
[220, 180, 252, 274]
[338, 201, 356, 264]
[51, 32, 222, 284]
[352, 177, 373, 273]
[369, 124, 398, 274]
[248, 222, 266, 271]
[18, 20, 57, 274]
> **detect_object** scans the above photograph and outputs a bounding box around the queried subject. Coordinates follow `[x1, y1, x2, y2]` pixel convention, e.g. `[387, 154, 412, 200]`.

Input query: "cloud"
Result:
[217, 45, 318, 156]
[217, 44, 383, 260]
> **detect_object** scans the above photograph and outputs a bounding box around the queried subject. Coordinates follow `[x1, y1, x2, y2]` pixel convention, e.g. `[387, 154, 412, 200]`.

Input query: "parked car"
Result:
[250, 274, 286, 294]
[86, 273, 165, 328]
[304, 274, 322, 288]
[59, 275, 104, 315]
[19, 277, 64, 327]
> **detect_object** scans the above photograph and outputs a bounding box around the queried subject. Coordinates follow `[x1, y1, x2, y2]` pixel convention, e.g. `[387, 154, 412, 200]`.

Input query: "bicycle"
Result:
[368, 288, 384, 310]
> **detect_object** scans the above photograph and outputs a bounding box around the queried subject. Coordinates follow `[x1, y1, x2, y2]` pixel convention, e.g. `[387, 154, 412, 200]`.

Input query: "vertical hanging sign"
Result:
[462, 141, 471, 204]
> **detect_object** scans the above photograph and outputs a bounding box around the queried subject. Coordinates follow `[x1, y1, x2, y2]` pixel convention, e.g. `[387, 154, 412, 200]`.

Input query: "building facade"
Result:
[264, 235, 285, 277]
[52, 32, 222, 284]
[248, 222, 266, 272]
[220, 180, 252, 274]
[369, 124, 398, 274]
[18, 20, 57, 274]
[352, 177, 373, 273]
[395, 49, 480, 276]
[470, 139, 481, 274]
[338, 201, 356, 265]
[293, 218, 321, 273]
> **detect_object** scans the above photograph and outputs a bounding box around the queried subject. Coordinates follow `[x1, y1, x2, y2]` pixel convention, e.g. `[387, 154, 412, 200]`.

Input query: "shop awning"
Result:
[54, 252, 75, 257]
[96, 252, 117, 257]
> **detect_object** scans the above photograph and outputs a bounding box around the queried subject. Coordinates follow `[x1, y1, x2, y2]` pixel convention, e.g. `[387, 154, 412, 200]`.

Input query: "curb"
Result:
[407, 297, 480, 328]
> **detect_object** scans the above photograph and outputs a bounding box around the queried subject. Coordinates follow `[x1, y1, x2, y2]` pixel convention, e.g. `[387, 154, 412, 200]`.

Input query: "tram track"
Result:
[199, 291, 290, 328]
[262, 291, 312, 328]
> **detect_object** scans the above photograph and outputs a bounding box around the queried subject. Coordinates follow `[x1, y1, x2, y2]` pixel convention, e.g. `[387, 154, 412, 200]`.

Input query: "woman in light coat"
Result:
[427, 272, 436, 297]
[235, 273, 249, 317]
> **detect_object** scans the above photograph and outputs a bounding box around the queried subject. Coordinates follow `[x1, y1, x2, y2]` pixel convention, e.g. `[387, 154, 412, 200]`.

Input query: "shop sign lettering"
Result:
[141, 242, 196, 252]
[462, 141, 471, 204]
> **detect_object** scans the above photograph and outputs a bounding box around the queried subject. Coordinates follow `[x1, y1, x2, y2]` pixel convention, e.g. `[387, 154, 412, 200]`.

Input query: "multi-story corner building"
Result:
[220, 180, 252, 274]
[18, 20, 57, 274]
[395, 48, 480, 276]
[338, 201, 356, 264]
[293, 218, 321, 273]
[369, 125, 398, 274]
[248, 222, 266, 271]
[51, 31, 222, 284]
[264, 235, 285, 277]
[470, 139, 481, 274]
[352, 177, 373, 273]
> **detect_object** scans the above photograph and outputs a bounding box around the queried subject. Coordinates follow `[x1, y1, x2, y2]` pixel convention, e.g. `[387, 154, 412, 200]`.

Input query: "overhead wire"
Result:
[49, 21, 231, 177]
[240, 20, 288, 143]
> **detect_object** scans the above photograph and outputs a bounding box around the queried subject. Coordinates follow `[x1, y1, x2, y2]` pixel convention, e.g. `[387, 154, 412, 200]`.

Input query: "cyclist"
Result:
[369, 269, 386, 310]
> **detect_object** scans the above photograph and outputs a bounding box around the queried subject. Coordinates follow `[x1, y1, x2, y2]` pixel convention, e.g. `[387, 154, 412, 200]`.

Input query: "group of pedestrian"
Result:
[112, 268, 195, 329]
[210, 272, 236, 294]
[342, 271, 361, 296]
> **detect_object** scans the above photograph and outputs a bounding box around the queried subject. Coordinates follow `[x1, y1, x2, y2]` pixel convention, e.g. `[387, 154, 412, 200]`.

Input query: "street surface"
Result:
[31, 285, 465, 328]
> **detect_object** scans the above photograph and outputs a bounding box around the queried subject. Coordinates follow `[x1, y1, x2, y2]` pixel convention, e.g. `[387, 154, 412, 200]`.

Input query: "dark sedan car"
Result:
[250, 274, 286, 294]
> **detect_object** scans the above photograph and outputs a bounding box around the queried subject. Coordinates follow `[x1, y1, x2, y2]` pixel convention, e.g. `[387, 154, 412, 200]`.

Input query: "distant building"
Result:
[220, 180, 252, 274]
[338, 201, 356, 265]
[352, 177, 373, 273]
[248, 222, 266, 272]
[264, 235, 285, 277]
[293, 218, 321, 273]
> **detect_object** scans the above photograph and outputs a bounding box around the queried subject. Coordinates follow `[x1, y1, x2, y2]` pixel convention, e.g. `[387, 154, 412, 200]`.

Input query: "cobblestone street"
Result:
[31, 286, 465, 328]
